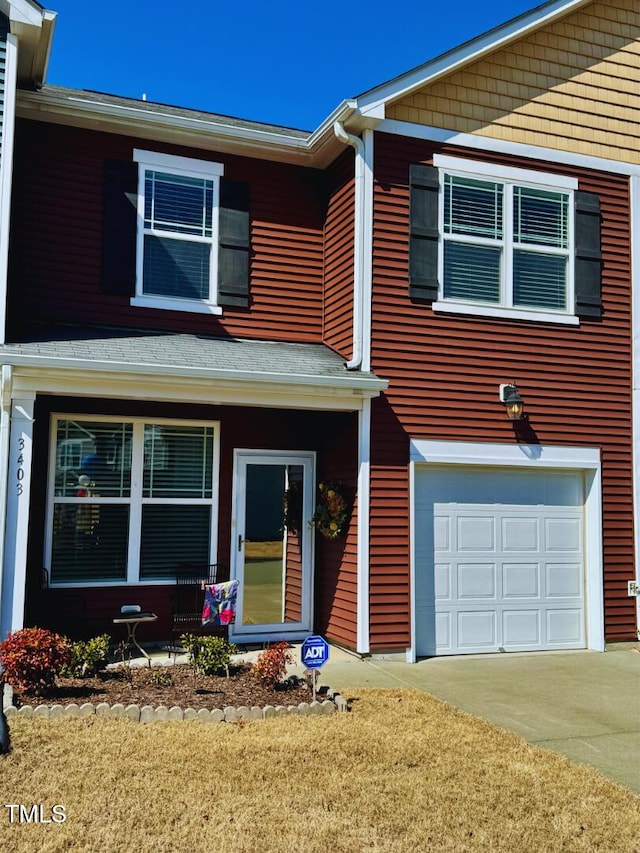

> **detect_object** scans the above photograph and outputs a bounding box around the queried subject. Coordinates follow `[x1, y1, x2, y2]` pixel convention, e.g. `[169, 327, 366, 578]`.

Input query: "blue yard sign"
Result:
[301, 635, 329, 670]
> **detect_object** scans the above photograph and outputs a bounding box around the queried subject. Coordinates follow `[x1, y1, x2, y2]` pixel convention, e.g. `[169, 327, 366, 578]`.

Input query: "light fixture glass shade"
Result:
[502, 384, 525, 420]
[505, 398, 524, 420]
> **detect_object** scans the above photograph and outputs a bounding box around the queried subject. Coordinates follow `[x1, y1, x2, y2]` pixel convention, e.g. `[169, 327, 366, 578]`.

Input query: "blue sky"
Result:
[46, 1, 539, 130]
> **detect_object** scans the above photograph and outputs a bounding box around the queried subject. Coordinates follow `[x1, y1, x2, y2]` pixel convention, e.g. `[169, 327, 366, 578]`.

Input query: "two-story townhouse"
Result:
[0, 6, 387, 647]
[0, 0, 638, 659]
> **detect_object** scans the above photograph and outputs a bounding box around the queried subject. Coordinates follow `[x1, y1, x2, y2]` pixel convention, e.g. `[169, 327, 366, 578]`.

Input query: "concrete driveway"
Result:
[312, 645, 640, 794]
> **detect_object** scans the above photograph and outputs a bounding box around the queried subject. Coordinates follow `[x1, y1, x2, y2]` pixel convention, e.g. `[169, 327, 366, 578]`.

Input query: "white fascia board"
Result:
[16, 91, 356, 168]
[1, 353, 388, 396]
[0, 353, 386, 394]
[378, 118, 640, 179]
[0, 0, 43, 28]
[355, 0, 591, 117]
[7, 364, 385, 413]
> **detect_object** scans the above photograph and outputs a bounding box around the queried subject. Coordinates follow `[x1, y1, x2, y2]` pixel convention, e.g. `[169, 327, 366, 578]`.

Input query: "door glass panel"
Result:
[242, 463, 304, 626]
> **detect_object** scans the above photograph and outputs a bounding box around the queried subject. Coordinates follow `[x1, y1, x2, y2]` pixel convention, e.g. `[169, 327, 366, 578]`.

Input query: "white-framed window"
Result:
[46, 415, 220, 586]
[132, 149, 224, 315]
[433, 155, 578, 325]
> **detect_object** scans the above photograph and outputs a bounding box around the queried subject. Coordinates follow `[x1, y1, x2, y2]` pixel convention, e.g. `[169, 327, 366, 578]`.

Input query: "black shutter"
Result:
[409, 164, 439, 302]
[574, 191, 602, 318]
[218, 178, 250, 308]
[101, 160, 138, 296]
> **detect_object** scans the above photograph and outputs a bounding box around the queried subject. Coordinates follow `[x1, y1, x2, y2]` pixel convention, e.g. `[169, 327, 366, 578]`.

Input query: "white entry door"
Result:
[229, 451, 315, 644]
[415, 467, 585, 656]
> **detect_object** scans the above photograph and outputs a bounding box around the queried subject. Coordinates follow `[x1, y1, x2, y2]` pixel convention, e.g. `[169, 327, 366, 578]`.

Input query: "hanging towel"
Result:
[202, 580, 239, 626]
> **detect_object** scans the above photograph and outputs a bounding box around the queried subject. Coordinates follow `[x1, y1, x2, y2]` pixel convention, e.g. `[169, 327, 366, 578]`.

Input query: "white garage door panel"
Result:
[503, 563, 540, 598]
[415, 467, 585, 656]
[503, 609, 540, 646]
[458, 611, 497, 648]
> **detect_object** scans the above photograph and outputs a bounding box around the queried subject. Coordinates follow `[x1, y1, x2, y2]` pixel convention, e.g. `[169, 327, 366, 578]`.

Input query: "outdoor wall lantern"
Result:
[499, 383, 525, 421]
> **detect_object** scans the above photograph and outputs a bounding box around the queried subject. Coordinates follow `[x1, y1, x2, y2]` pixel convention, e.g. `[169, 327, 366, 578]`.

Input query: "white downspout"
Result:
[333, 123, 376, 653]
[334, 122, 365, 370]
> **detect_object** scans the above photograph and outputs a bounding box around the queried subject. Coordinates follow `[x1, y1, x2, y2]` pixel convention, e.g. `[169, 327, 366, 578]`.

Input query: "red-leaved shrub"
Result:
[0, 627, 71, 694]
[251, 641, 293, 687]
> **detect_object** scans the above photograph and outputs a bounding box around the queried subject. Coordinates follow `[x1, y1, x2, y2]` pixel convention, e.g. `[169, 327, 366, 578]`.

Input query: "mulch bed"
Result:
[13, 664, 315, 711]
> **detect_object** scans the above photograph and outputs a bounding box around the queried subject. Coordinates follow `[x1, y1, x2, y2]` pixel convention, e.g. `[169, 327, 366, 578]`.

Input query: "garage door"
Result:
[414, 467, 585, 656]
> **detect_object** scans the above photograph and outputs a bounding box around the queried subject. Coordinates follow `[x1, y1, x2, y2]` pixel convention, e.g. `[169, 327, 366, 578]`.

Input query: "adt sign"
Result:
[301, 635, 329, 669]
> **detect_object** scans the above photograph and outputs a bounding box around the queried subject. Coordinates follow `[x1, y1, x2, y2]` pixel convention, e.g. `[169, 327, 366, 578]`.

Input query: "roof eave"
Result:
[16, 88, 361, 167]
[1, 352, 388, 395]
[353, 0, 593, 119]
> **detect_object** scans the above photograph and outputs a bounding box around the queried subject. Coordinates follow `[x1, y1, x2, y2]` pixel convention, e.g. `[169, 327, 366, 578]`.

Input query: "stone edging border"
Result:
[2, 683, 348, 723]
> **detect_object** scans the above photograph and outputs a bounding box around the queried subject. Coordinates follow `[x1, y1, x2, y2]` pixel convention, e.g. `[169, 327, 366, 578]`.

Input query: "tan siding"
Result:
[387, 0, 640, 165]
[368, 133, 635, 650]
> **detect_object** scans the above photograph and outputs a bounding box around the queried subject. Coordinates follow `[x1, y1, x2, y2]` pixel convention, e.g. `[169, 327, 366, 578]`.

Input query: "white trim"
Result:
[378, 118, 640, 179]
[361, 128, 374, 373]
[130, 296, 223, 316]
[0, 365, 11, 638]
[356, 398, 371, 653]
[433, 154, 578, 191]
[1, 394, 34, 638]
[3, 357, 386, 394]
[133, 148, 224, 178]
[0, 34, 18, 345]
[356, 1, 591, 117]
[435, 156, 575, 320]
[408, 439, 604, 658]
[44, 414, 221, 587]
[407, 457, 417, 663]
[17, 90, 356, 170]
[8, 365, 377, 414]
[133, 150, 223, 311]
[631, 176, 640, 638]
[228, 449, 315, 644]
[432, 301, 580, 326]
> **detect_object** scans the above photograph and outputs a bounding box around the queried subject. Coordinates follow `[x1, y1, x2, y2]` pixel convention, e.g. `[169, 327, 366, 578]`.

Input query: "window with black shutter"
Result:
[410, 155, 602, 323]
[102, 150, 250, 313]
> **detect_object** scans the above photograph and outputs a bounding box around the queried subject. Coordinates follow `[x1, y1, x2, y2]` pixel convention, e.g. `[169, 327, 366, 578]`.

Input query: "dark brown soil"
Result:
[15, 664, 315, 711]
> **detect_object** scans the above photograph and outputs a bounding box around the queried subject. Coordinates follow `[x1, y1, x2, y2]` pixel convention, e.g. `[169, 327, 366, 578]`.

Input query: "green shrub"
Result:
[0, 627, 71, 694]
[180, 634, 237, 676]
[148, 667, 173, 687]
[252, 642, 293, 687]
[59, 634, 111, 678]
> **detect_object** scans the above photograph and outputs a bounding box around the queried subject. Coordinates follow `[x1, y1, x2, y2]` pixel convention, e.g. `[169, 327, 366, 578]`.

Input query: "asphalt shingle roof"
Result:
[0, 327, 383, 389]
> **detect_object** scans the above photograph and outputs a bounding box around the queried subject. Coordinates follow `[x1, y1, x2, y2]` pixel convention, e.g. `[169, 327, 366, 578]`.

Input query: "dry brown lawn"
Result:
[0, 688, 638, 852]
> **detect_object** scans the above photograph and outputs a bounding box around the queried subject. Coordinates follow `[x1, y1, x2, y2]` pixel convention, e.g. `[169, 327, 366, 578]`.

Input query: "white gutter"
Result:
[0, 364, 12, 642]
[0, 351, 387, 392]
[333, 121, 365, 370]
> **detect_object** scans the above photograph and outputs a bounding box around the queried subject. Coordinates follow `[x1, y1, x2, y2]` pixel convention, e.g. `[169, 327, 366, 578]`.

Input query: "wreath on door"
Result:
[309, 482, 349, 540]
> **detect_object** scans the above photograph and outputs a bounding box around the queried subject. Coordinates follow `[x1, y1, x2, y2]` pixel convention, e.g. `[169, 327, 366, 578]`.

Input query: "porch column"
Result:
[1, 394, 35, 638]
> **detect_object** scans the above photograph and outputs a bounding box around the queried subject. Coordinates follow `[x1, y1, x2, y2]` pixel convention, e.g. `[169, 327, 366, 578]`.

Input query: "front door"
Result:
[230, 450, 315, 643]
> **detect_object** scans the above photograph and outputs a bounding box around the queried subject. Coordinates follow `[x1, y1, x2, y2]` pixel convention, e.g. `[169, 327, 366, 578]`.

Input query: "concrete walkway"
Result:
[307, 644, 640, 794]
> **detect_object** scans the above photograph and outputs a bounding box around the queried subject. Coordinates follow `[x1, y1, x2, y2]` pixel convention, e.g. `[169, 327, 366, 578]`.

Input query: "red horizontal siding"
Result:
[323, 150, 355, 360]
[369, 131, 635, 650]
[8, 120, 325, 343]
[25, 397, 357, 642]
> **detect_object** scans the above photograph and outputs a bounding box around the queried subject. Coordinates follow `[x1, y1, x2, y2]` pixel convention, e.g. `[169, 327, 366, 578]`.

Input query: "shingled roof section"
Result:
[0, 327, 385, 390]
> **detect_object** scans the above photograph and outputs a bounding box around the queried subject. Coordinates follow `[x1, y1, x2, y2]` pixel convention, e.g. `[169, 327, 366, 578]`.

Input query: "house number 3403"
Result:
[16, 437, 25, 496]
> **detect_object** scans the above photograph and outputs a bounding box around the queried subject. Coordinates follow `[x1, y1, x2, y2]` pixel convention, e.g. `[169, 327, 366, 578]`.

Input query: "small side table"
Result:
[113, 612, 158, 665]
